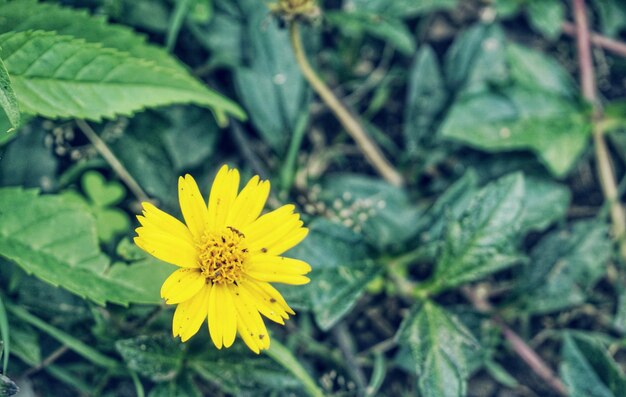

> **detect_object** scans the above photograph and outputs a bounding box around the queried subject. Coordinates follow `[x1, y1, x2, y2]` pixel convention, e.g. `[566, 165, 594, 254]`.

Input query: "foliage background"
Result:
[1, 0, 626, 396]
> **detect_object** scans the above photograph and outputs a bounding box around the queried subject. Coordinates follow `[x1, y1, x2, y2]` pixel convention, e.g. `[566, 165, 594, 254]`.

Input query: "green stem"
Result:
[166, 0, 192, 52]
[280, 111, 309, 194]
[265, 338, 325, 397]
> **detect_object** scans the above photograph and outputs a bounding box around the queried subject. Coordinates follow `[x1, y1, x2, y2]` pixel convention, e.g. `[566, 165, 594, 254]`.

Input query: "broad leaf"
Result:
[285, 219, 381, 330]
[190, 343, 301, 396]
[396, 301, 479, 397]
[440, 87, 591, 177]
[403, 45, 447, 153]
[527, 0, 565, 40]
[116, 334, 184, 382]
[561, 332, 626, 397]
[0, 187, 170, 305]
[0, 30, 244, 122]
[516, 221, 610, 314]
[431, 173, 525, 291]
[519, 176, 570, 234]
[0, 56, 19, 131]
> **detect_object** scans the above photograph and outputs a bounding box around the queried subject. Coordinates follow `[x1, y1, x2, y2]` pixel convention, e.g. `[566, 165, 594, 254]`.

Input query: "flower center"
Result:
[197, 227, 248, 284]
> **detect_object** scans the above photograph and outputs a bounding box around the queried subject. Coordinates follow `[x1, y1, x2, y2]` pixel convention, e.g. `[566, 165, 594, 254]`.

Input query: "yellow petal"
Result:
[239, 278, 290, 321]
[265, 227, 309, 256]
[160, 268, 206, 304]
[246, 255, 311, 285]
[240, 204, 296, 242]
[232, 285, 270, 352]
[172, 285, 211, 342]
[138, 202, 193, 242]
[134, 228, 198, 268]
[226, 176, 270, 229]
[246, 215, 303, 254]
[207, 165, 240, 231]
[242, 277, 295, 316]
[178, 174, 209, 240]
[207, 283, 237, 349]
[238, 281, 285, 325]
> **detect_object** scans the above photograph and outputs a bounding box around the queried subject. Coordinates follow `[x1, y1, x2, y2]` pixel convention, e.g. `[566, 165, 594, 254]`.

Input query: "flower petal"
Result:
[172, 285, 211, 342]
[208, 283, 237, 349]
[242, 277, 295, 316]
[232, 284, 270, 353]
[246, 255, 311, 285]
[207, 165, 240, 231]
[139, 202, 193, 242]
[246, 215, 303, 254]
[134, 228, 198, 268]
[226, 176, 270, 229]
[178, 174, 209, 240]
[240, 204, 296, 242]
[161, 268, 206, 304]
[238, 280, 285, 324]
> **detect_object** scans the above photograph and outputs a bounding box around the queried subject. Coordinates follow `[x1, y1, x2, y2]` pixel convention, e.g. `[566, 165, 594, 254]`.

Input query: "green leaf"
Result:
[0, 187, 170, 305]
[561, 332, 626, 397]
[106, 259, 173, 305]
[526, 0, 565, 40]
[81, 171, 125, 207]
[148, 374, 202, 397]
[403, 45, 447, 153]
[431, 173, 525, 291]
[234, 5, 308, 152]
[519, 176, 570, 234]
[592, 0, 626, 37]
[326, 11, 416, 55]
[396, 301, 479, 397]
[190, 343, 301, 396]
[285, 220, 381, 330]
[265, 338, 325, 397]
[0, 296, 7, 374]
[317, 174, 422, 250]
[516, 221, 610, 314]
[0, 30, 245, 122]
[351, 0, 458, 18]
[0, 374, 18, 397]
[8, 322, 40, 366]
[0, 56, 19, 131]
[440, 87, 591, 177]
[116, 334, 184, 382]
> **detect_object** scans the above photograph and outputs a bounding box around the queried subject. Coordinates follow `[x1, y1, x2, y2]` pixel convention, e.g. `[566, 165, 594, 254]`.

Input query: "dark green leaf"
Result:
[0, 56, 19, 131]
[440, 87, 591, 177]
[519, 176, 570, 234]
[351, 0, 458, 18]
[396, 301, 479, 397]
[516, 221, 610, 314]
[234, 5, 308, 152]
[431, 173, 525, 291]
[326, 11, 416, 55]
[148, 374, 201, 397]
[285, 219, 381, 330]
[404, 45, 447, 153]
[190, 343, 301, 396]
[561, 332, 626, 397]
[526, 1, 565, 39]
[116, 334, 184, 382]
[0, 30, 244, 122]
[8, 322, 39, 366]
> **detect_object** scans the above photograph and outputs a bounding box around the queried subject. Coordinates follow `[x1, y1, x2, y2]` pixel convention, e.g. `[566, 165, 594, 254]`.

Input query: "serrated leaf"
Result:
[396, 301, 479, 397]
[318, 174, 422, 250]
[431, 173, 525, 291]
[0, 56, 19, 131]
[116, 334, 184, 382]
[190, 343, 301, 396]
[326, 11, 416, 55]
[284, 219, 381, 330]
[516, 221, 610, 314]
[440, 87, 591, 177]
[403, 45, 447, 153]
[561, 332, 626, 397]
[234, 5, 308, 152]
[0, 30, 244, 122]
[0, 187, 170, 305]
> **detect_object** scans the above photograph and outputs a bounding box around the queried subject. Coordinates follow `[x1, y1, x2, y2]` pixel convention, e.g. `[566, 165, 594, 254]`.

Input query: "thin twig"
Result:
[461, 287, 568, 397]
[288, 22, 404, 187]
[75, 120, 151, 204]
[562, 22, 626, 58]
[571, 0, 626, 260]
[23, 346, 69, 378]
[332, 323, 367, 397]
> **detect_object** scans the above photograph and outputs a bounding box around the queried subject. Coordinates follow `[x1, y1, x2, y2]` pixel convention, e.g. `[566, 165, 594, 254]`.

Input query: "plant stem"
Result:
[332, 323, 367, 396]
[76, 120, 151, 204]
[288, 22, 404, 187]
[571, 0, 626, 260]
[265, 338, 325, 397]
[461, 287, 568, 397]
[562, 22, 626, 58]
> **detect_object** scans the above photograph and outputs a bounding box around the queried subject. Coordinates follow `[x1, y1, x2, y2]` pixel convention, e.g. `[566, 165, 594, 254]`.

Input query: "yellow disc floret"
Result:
[197, 227, 248, 284]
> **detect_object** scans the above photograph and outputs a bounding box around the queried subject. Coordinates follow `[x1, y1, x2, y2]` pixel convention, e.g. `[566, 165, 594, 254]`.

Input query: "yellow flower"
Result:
[134, 165, 311, 353]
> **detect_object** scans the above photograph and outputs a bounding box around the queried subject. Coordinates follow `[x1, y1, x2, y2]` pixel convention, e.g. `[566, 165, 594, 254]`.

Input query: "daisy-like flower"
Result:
[134, 165, 311, 353]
